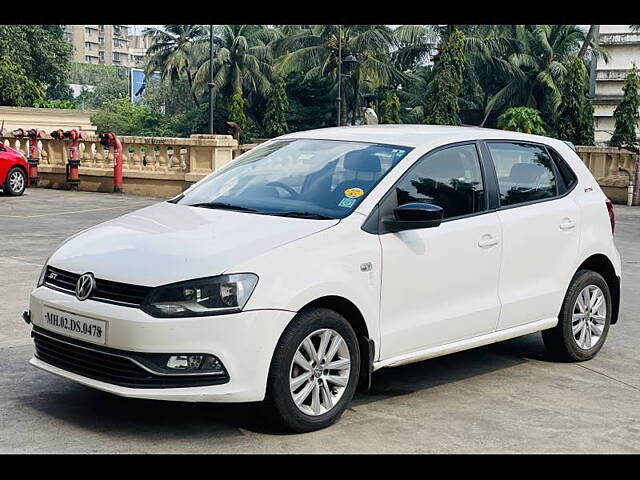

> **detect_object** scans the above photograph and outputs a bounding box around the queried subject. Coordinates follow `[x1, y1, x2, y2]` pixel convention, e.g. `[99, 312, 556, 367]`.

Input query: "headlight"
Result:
[141, 273, 258, 318]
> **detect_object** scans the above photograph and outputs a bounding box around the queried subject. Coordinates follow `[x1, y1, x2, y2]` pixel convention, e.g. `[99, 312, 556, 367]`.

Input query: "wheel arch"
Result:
[575, 254, 620, 324]
[298, 295, 375, 392]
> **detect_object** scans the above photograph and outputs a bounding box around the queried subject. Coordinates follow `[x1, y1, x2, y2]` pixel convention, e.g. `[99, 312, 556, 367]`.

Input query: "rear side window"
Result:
[392, 144, 485, 219]
[487, 142, 557, 207]
[548, 148, 578, 193]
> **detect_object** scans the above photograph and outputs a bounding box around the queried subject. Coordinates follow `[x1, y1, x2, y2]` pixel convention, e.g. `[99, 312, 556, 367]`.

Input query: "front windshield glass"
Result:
[176, 139, 412, 219]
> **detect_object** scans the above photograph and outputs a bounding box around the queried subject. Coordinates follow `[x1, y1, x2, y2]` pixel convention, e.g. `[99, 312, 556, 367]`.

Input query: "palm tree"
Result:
[192, 25, 281, 105]
[479, 25, 591, 127]
[391, 25, 439, 73]
[143, 25, 207, 106]
[276, 25, 403, 125]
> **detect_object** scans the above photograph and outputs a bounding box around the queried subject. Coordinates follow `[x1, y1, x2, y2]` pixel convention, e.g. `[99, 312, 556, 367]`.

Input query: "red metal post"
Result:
[11, 128, 43, 186]
[26, 129, 45, 186]
[51, 129, 84, 188]
[99, 132, 123, 193]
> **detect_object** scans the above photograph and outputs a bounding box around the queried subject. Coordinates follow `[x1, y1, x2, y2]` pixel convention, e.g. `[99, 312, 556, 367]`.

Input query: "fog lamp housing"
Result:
[164, 354, 225, 374]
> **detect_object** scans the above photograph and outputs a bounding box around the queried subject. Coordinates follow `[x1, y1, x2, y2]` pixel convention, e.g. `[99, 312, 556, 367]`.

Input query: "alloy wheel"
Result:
[9, 170, 24, 193]
[289, 328, 351, 416]
[572, 285, 607, 350]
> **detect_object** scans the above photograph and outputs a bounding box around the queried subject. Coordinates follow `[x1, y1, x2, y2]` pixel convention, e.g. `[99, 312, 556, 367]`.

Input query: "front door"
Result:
[378, 143, 502, 360]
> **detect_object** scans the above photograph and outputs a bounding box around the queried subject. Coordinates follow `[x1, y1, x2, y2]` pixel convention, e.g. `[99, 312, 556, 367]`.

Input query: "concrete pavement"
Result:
[1, 188, 638, 453]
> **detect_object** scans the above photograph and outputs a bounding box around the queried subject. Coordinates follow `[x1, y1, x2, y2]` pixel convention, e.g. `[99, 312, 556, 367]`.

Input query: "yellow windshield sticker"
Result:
[344, 187, 364, 198]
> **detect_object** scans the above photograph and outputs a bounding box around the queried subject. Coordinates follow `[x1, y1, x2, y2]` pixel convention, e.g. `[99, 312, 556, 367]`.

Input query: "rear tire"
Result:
[265, 307, 360, 432]
[542, 270, 611, 362]
[3, 167, 26, 196]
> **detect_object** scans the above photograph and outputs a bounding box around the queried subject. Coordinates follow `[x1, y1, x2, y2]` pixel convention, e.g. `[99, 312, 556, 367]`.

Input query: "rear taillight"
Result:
[606, 198, 615, 233]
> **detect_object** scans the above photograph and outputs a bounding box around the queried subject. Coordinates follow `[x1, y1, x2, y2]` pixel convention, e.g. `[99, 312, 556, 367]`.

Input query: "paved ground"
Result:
[1, 188, 639, 453]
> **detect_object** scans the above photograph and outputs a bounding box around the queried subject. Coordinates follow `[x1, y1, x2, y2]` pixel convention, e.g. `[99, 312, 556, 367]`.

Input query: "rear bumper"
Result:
[29, 286, 296, 402]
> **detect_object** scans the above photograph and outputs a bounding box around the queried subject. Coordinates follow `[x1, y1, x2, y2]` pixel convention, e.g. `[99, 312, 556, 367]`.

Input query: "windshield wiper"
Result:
[270, 211, 335, 220]
[188, 202, 262, 213]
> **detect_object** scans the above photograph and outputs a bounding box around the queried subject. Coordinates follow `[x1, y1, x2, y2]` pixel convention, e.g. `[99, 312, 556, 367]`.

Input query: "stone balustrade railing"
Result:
[2, 131, 638, 204]
[576, 146, 639, 204]
[2, 133, 238, 197]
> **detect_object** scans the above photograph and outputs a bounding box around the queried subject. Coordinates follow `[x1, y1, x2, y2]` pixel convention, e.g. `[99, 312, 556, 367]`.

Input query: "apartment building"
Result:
[592, 25, 640, 144]
[64, 25, 151, 68]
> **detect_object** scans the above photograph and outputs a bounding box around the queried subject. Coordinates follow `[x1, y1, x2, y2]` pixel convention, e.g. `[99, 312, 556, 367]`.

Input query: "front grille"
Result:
[44, 266, 151, 308]
[32, 326, 229, 389]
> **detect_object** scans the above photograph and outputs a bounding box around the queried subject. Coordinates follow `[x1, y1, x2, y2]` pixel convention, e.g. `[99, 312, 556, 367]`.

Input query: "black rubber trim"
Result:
[31, 325, 229, 389]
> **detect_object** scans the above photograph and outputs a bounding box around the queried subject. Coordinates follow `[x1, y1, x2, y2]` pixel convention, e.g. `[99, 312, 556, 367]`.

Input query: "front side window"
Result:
[391, 144, 485, 219]
[177, 139, 412, 219]
[487, 142, 557, 207]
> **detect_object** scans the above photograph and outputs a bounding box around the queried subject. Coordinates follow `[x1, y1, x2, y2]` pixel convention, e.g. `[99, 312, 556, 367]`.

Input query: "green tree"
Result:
[277, 25, 403, 125]
[143, 25, 208, 105]
[478, 25, 605, 127]
[557, 55, 594, 145]
[73, 65, 128, 109]
[610, 66, 640, 147]
[264, 75, 289, 137]
[0, 25, 72, 104]
[497, 106, 548, 135]
[285, 71, 335, 131]
[91, 97, 172, 137]
[228, 89, 249, 141]
[380, 92, 402, 124]
[0, 55, 45, 106]
[423, 28, 465, 125]
[193, 25, 281, 105]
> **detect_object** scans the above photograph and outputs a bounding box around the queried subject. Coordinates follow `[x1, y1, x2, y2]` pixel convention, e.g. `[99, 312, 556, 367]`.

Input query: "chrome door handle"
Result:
[560, 219, 576, 230]
[478, 235, 499, 248]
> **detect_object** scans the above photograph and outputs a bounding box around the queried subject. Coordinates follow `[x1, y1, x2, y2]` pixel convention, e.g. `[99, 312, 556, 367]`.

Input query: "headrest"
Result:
[343, 147, 383, 173]
[428, 154, 466, 179]
[508, 163, 545, 184]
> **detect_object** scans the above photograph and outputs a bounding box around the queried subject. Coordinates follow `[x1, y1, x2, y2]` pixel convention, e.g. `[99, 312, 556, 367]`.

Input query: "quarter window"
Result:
[487, 142, 557, 207]
[548, 148, 577, 192]
[392, 144, 485, 219]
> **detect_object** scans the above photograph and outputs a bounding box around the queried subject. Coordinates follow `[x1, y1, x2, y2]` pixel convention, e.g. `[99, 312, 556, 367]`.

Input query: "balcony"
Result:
[599, 33, 640, 46]
[596, 69, 632, 81]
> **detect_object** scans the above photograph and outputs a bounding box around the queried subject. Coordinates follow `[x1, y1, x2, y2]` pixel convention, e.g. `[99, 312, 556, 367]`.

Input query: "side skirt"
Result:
[373, 317, 558, 371]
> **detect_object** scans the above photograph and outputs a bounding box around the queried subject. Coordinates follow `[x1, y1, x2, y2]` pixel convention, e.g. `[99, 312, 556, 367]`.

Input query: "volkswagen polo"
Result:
[25, 126, 621, 432]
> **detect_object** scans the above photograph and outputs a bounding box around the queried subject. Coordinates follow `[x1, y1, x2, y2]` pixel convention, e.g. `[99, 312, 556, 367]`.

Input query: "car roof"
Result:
[279, 124, 564, 150]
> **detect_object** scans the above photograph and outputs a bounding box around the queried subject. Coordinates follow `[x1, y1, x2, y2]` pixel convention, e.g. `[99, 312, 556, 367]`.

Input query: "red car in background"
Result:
[0, 144, 28, 196]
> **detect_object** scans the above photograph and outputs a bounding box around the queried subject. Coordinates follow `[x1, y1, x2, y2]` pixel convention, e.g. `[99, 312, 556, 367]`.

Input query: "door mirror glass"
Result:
[383, 202, 444, 232]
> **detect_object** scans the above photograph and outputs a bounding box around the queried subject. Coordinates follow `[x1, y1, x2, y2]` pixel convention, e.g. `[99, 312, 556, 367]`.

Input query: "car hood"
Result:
[48, 201, 339, 286]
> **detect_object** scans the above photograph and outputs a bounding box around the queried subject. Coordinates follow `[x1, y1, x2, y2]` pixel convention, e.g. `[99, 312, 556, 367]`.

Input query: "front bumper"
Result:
[28, 286, 295, 402]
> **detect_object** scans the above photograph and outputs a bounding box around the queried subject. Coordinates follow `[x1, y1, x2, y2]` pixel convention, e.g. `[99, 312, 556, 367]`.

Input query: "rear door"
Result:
[482, 141, 580, 330]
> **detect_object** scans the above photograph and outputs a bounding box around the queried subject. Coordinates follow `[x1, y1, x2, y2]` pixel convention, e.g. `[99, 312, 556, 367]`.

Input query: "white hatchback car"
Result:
[26, 125, 621, 432]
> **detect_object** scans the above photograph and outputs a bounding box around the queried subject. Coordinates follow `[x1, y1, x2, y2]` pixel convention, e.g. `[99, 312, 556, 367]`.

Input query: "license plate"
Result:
[41, 307, 107, 345]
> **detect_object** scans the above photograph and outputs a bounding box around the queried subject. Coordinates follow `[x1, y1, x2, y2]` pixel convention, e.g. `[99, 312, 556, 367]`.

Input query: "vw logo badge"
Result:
[75, 273, 96, 301]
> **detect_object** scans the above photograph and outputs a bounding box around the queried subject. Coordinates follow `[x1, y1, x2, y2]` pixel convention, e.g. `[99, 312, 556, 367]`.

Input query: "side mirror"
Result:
[383, 202, 443, 232]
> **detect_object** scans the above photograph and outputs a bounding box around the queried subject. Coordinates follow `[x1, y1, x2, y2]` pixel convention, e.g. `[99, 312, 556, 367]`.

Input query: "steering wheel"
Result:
[266, 181, 299, 199]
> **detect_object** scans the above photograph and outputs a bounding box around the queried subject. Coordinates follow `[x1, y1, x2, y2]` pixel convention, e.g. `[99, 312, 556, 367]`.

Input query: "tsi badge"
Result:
[75, 273, 96, 301]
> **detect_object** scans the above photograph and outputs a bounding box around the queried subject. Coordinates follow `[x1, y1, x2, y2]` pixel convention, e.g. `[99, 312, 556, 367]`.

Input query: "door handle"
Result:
[478, 235, 499, 248]
[560, 218, 576, 230]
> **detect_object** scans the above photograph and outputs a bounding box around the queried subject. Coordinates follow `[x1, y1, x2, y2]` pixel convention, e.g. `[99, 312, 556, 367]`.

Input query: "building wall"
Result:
[593, 25, 640, 144]
[0, 106, 98, 134]
[65, 25, 149, 68]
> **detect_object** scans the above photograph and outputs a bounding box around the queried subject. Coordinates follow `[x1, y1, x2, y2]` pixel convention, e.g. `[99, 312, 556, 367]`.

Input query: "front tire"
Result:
[265, 307, 360, 432]
[542, 270, 612, 361]
[3, 167, 26, 196]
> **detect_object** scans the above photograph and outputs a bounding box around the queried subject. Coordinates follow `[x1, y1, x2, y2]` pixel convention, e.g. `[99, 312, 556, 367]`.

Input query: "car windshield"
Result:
[176, 139, 412, 219]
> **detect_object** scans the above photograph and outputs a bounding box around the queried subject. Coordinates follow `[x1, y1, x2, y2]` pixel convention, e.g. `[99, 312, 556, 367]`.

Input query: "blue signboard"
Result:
[130, 68, 146, 104]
